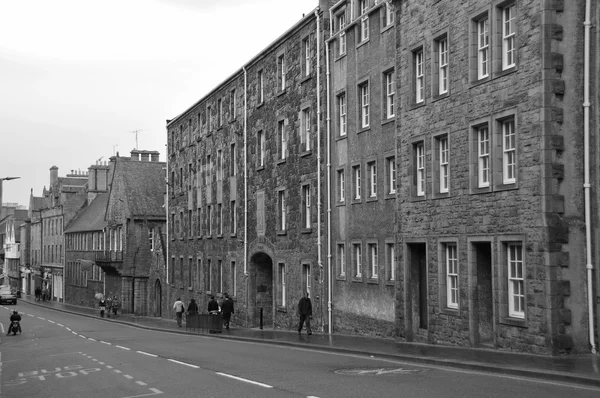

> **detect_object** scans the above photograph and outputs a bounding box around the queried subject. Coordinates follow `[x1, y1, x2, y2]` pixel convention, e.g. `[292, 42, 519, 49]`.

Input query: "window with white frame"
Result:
[445, 243, 458, 309]
[188, 209, 193, 237]
[338, 243, 346, 276]
[369, 243, 378, 279]
[439, 136, 449, 193]
[354, 243, 362, 278]
[368, 161, 377, 198]
[231, 261, 237, 296]
[207, 205, 212, 236]
[416, 143, 425, 196]
[303, 263, 311, 296]
[338, 12, 347, 55]
[438, 37, 448, 94]
[415, 50, 424, 103]
[507, 243, 524, 318]
[278, 190, 286, 231]
[218, 203, 223, 235]
[338, 169, 345, 202]
[359, 0, 369, 42]
[258, 130, 265, 167]
[302, 108, 311, 151]
[218, 98, 223, 127]
[278, 120, 286, 160]
[385, 70, 395, 119]
[230, 89, 236, 119]
[387, 157, 396, 194]
[383, 2, 394, 27]
[149, 228, 154, 251]
[230, 143, 236, 176]
[219, 259, 223, 293]
[359, 83, 370, 128]
[303, 185, 311, 229]
[217, 149, 223, 181]
[477, 17, 489, 79]
[206, 154, 211, 185]
[278, 54, 286, 91]
[188, 258, 193, 288]
[258, 70, 264, 103]
[207, 105, 212, 131]
[477, 126, 490, 187]
[502, 119, 516, 184]
[338, 93, 347, 136]
[386, 242, 395, 281]
[207, 259, 212, 291]
[353, 165, 361, 200]
[278, 263, 286, 306]
[230, 200, 237, 234]
[502, 4, 516, 70]
[303, 37, 311, 76]
[196, 259, 202, 289]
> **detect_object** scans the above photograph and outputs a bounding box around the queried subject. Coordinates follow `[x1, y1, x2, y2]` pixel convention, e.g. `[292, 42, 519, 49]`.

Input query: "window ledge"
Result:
[499, 316, 526, 328]
[188, 237, 194, 241]
[300, 74, 312, 84]
[410, 195, 426, 202]
[469, 186, 493, 195]
[432, 192, 451, 200]
[336, 201, 346, 207]
[352, 277, 363, 283]
[356, 38, 370, 49]
[440, 307, 460, 317]
[257, 102, 264, 109]
[206, 235, 212, 240]
[351, 198, 362, 204]
[381, 118, 395, 126]
[276, 89, 287, 97]
[334, 53, 347, 62]
[300, 228, 312, 234]
[366, 196, 378, 203]
[493, 182, 519, 192]
[276, 158, 287, 165]
[469, 76, 491, 88]
[229, 233, 237, 239]
[277, 306, 287, 313]
[358, 126, 370, 134]
[385, 192, 396, 200]
[367, 277, 379, 285]
[217, 126, 223, 132]
[380, 24, 394, 34]
[337, 275, 347, 281]
[217, 234, 223, 239]
[300, 150, 312, 158]
[256, 165, 265, 172]
[335, 134, 348, 142]
[229, 117, 237, 124]
[188, 287, 193, 291]
[494, 66, 517, 79]
[385, 280, 395, 286]
[276, 230, 287, 236]
[432, 92, 450, 103]
[409, 101, 426, 111]
[207, 131, 212, 137]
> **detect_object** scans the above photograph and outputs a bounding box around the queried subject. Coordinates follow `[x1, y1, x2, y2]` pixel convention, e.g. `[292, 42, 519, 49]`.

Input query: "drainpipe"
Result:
[166, 144, 169, 285]
[325, 33, 333, 334]
[583, 0, 596, 354]
[242, 65, 249, 328]
[314, 7, 324, 332]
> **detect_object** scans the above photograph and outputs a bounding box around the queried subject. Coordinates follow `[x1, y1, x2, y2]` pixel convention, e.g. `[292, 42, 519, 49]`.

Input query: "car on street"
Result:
[0, 285, 17, 304]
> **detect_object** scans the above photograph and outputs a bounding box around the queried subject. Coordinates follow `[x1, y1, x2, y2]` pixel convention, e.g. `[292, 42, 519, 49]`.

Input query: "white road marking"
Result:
[122, 388, 163, 398]
[106, 365, 113, 369]
[38, 317, 46, 320]
[79, 335, 87, 338]
[124, 374, 134, 379]
[0, 322, 4, 334]
[100, 341, 111, 345]
[167, 359, 199, 369]
[216, 372, 273, 388]
[72, 331, 77, 335]
[137, 351, 158, 358]
[136, 381, 147, 386]
[88, 338, 97, 341]
[48, 320, 55, 323]
[57, 323, 63, 327]
[27, 314, 34, 317]
[116, 345, 131, 351]
[92, 359, 98, 362]
[98, 362, 105, 365]
[114, 369, 122, 374]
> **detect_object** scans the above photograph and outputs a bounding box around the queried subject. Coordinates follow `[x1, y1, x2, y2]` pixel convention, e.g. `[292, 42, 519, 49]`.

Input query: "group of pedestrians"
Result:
[98, 294, 119, 318]
[172, 294, 235, 329]
[34, 286, 50, 302]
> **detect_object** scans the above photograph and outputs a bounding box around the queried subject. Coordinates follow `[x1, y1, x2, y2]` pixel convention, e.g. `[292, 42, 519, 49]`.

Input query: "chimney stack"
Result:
[50, 166, 58, 186]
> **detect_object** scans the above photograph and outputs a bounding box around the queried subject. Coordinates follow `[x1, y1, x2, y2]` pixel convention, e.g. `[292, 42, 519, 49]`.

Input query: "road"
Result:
[0, 302, 598, 397]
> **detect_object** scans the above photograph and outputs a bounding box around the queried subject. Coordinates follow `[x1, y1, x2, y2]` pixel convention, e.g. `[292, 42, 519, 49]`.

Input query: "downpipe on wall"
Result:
[314, 7, 324, 332]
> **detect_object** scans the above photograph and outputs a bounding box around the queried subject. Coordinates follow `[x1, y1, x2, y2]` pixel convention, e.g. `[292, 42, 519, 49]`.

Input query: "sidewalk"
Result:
[16, 295, 600, 387]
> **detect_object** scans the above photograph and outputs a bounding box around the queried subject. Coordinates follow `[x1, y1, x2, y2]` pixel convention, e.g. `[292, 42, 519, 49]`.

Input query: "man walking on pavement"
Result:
[173, 297, 185, 327]
[297, 291, 312, 335]
[221, 293, 234, 330]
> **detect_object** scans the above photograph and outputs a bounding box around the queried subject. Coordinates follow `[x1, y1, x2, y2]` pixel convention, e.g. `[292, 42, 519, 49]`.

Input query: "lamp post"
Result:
[0, 177, 21, 217]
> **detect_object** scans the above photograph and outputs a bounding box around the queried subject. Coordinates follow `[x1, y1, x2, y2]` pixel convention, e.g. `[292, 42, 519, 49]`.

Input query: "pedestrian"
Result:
[34, 286, 41, 301]
[187, 298, 199, 315]
[173, 297, 185, 327]
[106, 294, 113, 318]
[112, 295, 119, 316]
[99, 296, 107, 318]
[221, 293, 234, 330]
[297, 291, 312, 335]
[42, 286, 48, 301]
[207, 295, 219, 314]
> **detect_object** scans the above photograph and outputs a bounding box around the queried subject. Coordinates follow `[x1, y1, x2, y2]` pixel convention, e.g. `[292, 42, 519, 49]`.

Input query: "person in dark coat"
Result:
[207, 296, 219, 314]
[221, 293, 234, 329]
[187, 298, 199, 315]
[297, 291, 313, 335]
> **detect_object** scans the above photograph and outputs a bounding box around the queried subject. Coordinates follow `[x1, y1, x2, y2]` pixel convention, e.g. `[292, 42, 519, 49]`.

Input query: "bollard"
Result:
[260, 307, 263, 330]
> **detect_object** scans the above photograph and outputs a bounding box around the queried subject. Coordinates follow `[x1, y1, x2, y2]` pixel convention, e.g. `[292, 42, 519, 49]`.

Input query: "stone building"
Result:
[394, 0, 599, 354]
[19, 219, 31, 294]
[0, 208, 28, 290]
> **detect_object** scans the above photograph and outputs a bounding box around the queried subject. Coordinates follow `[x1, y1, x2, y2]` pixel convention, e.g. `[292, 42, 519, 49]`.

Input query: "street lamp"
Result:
[0, 176, 21, 213]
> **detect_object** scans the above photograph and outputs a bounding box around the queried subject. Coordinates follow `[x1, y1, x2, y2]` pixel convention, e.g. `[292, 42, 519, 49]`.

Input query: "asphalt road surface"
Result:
[1, 302, 599, 398]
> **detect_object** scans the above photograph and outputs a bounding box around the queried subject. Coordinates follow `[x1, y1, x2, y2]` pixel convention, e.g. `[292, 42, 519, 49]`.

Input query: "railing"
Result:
[94, 251, 123, 262]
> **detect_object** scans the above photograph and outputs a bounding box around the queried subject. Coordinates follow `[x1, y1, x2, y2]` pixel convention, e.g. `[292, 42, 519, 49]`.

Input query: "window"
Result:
[257, 130, 265, 167]
[416, 143, 425, 196]
[207, 105, 212, 131]
[337, 169, 345, 202]
[278, 190, 286, 231]
[353, 243, 362, 278]
[477, 17, 489, 79]
[197, 206, 203, 237]
[188, 163, 193, 189]
[179, 211, 183, 237]
[258, 70, 264, 103]
[439, 136, 449, 193]
[415, 50, 424, 103]
[386, 242, 395, 281]
[359, 83, 369, 128]
[359, 0, 369, 42]
[337, 12, 347, 55]
[383, 2, 394, 27]
[207, 259, 212, 292]
[207, 205, 212, 236]
[230, 143, 236, 176]
[179, 166, 183, 190]
[278, 263, 286, 306]
[384, 70, 395, 119]
[188, 258, 193, 288]
[217, 98, 223, 127]
[230, 261, 237, 297]
[507, 243, 524, 318]
[179, 257, 184, 286]
[188, 209, 193, 237]
[302, 108, 311, 151]
[217, 149, 223, 181]
[230, 200, 237, 235]
[188, 118, 192, 143]
[502, 4, 516, 70]
[219, 260, 223, 293]
[438, 37, 448, 94]
[277, 54, 286, 91]
[230, 89, 236, 119]
[149, 228, 154, 251]
[338, 93, 347, 136]
[338, 244, 346, 276]
[477, 126, 490, 187]
[353, 165, 361, 200]
[206, 154, 212, 185]
[369, 243, 378, 279]
[302, 185, 311, 229]
[196, 259, 202, 289]
[303, 37, 311, 76]
[387, 157, 396, 194]
[278, 120, 286, 160]
[502, 119, 516, 184]
[367, 161, 377, 198]
[303, 264, 311, 296]
[445, 244, 458, 309]
[218, 203, 223, 235]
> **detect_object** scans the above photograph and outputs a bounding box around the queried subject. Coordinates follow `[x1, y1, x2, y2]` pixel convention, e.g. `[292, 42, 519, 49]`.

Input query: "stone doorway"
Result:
[407, 243, 428, 340]
[249, 252, 274, 328]
[472, 242, 494, 347]
[154, 279, 162, 318]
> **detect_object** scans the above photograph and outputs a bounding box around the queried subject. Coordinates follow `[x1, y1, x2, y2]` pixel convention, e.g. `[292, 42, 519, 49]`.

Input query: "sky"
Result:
[0, 0, 318, 207]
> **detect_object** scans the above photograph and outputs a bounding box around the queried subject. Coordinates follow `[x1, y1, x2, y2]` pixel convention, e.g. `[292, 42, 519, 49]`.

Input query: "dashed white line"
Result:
[124, 375, 134, 379]
[57, 323, 64, 327]
[72, 331, 77, 335]
[114, 369, 122, 374]
[116, 345, 131, 351]
[216, 372, 273, 388]
[98, 362, 105, 365]
[38, 317, 46, 320]
[92, 359, 98, 362]
[66, 327, 71, 331]
[135, 381, 147, 386]
[106, 365, 113, 369]
[137, 351, 158, 358]
[100, 341, 111, 345]
[48, 320, 55, 323]
[88, 338, 97, 341]
[167, 359, 199, 369]
[27, 314, 34, 317]
[79, 335, 87, 339]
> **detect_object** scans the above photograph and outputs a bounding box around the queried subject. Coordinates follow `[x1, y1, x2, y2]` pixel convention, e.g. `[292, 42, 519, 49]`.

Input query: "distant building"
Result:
[0, 208, 28, 289]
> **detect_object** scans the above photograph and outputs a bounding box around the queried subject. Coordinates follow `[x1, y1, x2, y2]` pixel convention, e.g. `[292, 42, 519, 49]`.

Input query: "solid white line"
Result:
[101, 341, 111, 345]
[215, 372, 272, 388]
[124, 374, 134, 379]
[137, 351, 158, 357]
[48, 320, 55, 323]
[88, 338, 97, 341]
[136, 381, 147, 386]
[167, 359, 199, 369]
[57, 323, 63, 327]
[116, 345, 131, 351]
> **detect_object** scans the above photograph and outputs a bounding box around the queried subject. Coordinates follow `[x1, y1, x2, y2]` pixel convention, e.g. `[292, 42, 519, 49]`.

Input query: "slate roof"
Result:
[117, 159, 166, 219]
[65, 193, 108, 233]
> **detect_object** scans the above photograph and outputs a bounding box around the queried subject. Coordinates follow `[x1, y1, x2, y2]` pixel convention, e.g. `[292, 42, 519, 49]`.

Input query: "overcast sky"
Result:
[0, 0, 317, 207]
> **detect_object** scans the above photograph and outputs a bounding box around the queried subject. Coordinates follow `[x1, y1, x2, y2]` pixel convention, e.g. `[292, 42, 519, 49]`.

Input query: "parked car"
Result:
[0, 286, 17, 304]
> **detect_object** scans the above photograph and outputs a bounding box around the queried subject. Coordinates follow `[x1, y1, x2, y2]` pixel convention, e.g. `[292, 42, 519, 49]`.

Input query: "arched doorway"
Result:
[154, 279, 162, 317]
[249, 252, 273, 328]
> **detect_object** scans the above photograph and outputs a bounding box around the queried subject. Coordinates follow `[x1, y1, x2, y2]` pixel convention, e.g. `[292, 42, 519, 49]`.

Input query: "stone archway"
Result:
[154, 279, 162, 318]
[249, 252, 273, 328]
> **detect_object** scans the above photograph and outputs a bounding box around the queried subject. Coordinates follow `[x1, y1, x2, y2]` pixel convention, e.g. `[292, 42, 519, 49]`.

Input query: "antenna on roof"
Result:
[112, 144, 118, 156]
[131, 129, 143, 149]
[97, 156, 103, 165]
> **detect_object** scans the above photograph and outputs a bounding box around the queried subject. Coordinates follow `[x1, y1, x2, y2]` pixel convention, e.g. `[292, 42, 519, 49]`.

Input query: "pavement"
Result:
[7, 295, 600, 388]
